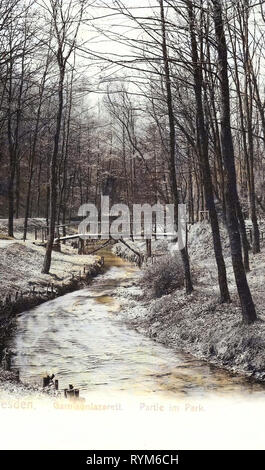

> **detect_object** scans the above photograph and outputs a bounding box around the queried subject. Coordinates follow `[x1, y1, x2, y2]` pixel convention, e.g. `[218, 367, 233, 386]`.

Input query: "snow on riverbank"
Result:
[0, 218, 102, 395]
[0, 242, 97, 302]
[0, 218, 47, 242]
[0, 368, 58, 400]
[113, 238, 171, 263]
[115, 222, 265, 383]
[0, 218, 98, 302]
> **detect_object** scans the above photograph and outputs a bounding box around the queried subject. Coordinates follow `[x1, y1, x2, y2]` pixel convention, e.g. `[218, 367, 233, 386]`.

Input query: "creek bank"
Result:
[0, 256, 104, 353]
[0, 256, 104, 395]
[114, 222, 265, 384]
[0, 367, 60, 398]
[116, 284, 265, 384]
[113, 239, 170, 264]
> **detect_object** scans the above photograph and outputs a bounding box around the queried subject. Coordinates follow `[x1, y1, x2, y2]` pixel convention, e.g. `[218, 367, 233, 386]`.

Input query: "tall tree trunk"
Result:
[7, 68, 15, 237]
[160, 0, 193, 293]
[212, 0, 257, 323]
[15, 159, 20, 219]
[227, 21, 251, 271]
[241, 1, 260, 253]
[24, 45, 50, 240]
[36, 158, 42, 218]
[7, 156, 15, 237]
[42, 68, 64, 274]
[187, 0, 230, 302]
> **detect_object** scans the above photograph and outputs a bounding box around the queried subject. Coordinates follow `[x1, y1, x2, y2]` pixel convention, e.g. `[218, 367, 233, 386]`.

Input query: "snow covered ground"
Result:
[0, 218, 98, 302]
[0, 368, 58, 399]
[113, 238, 172, 263]
[115, 221, 265, 382]
[0, 217, 47, 242]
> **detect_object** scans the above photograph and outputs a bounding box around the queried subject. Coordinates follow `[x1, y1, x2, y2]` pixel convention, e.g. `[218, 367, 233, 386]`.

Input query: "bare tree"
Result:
[185, 0, 230, 302]
[42, 0, 85, 274]
[159, 0, 193, 293]
[211, 0, 257, 323]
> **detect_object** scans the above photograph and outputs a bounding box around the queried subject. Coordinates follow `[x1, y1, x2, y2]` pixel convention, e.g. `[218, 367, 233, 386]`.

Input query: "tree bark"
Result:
[212, 0, 257, 323]
[160, 0, 193, 293]
[42, 67, 64, 274]
[187, 0, 230, 302]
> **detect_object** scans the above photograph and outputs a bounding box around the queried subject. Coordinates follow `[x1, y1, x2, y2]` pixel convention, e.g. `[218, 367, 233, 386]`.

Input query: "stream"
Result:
[8, 250, 265, 399]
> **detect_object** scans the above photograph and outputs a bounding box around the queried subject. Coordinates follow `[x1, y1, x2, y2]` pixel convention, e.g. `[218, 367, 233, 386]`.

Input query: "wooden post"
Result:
[55, 379, 59, 391]
[66, 384, 75, 398]
[146, 239, 152, 258]
[63, 384, 79, 399]
[78, 238, 84, 254]
[43, 376, 49, 387]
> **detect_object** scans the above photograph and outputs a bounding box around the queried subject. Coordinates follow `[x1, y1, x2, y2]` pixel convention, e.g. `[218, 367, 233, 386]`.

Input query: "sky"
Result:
[74, 0, 161, 102]
[71, 0, 265, 111]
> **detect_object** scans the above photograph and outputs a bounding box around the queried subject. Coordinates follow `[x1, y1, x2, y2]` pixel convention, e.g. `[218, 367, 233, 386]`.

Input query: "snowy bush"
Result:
[142, 253, 184, 298]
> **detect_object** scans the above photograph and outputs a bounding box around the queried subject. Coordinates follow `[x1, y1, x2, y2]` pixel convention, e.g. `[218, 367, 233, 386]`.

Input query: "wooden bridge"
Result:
[33, 222, 177, 264]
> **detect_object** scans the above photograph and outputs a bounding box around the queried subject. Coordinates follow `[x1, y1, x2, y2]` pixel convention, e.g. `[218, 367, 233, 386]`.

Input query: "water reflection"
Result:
[8, 250, 265, 399]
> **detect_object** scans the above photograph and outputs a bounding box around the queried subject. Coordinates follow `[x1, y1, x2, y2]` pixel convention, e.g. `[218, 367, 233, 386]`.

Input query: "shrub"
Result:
[142, 253, 184, 298]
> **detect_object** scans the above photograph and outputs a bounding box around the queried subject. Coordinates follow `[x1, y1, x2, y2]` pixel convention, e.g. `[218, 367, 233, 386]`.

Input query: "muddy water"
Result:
[8, 250, 265, 398]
